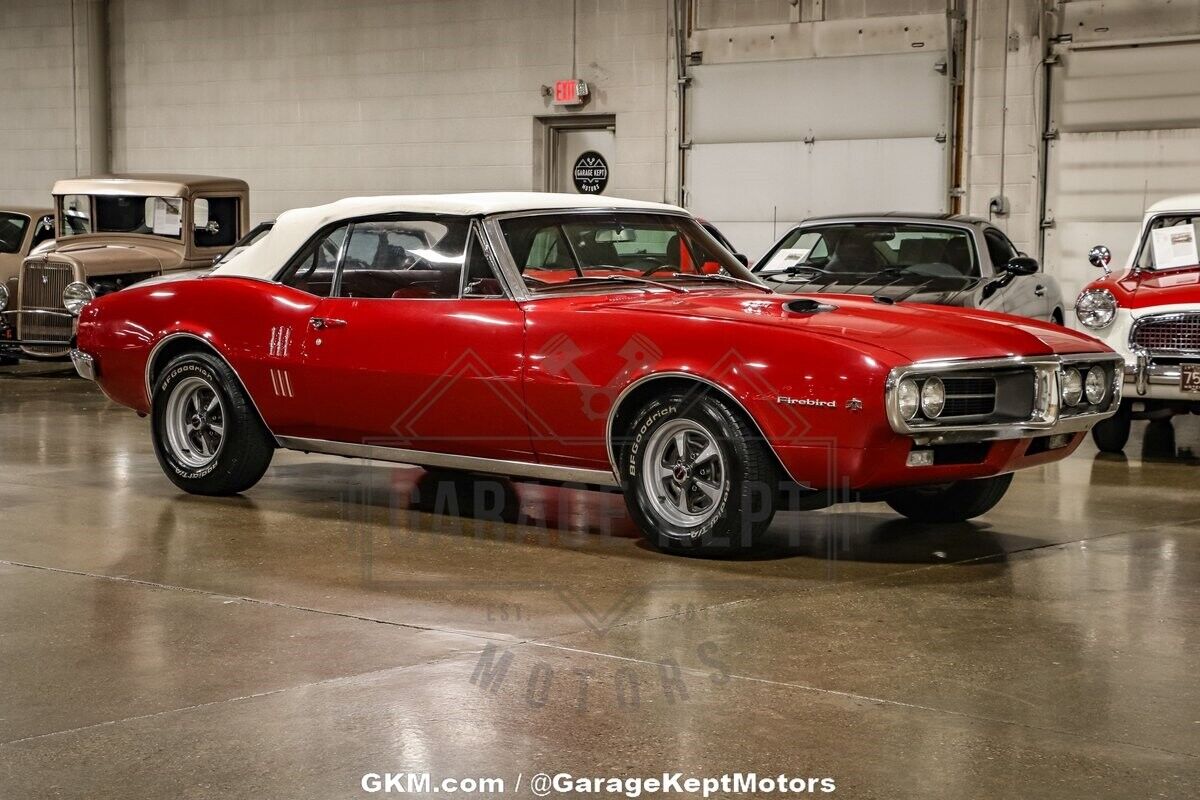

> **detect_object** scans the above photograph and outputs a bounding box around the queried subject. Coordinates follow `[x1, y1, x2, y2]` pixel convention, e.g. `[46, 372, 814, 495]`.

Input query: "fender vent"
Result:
[786, 298, 837, 314]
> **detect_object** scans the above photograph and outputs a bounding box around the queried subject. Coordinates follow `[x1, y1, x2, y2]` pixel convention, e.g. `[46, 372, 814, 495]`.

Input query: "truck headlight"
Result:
[897, 378, 920, 421]
[0, 282, 8, 312]
[62, 282, 95, 316]
[1075, 288, 1116, 329]
[920, 376, 945, 418]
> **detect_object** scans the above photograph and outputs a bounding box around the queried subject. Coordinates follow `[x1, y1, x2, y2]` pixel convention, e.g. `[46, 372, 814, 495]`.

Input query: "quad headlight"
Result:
[0, 282, 8, 312]
[1085, 365, 1107, 405]
[62, 281, 95, 316]
[1061, 368, 1083, 406]
[897, 378, 920, 421]
[1075, 288, 1116, 329]
[920, 376, 945, 418]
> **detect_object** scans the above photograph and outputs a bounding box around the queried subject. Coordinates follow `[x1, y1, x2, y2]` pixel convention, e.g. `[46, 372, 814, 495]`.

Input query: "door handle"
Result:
[1034, 285, 1046, 297]
[310, 316, 347, 330]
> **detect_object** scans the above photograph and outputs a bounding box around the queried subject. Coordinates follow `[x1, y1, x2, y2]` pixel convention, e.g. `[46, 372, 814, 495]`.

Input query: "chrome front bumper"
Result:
[70, 349, 96, 381]
[886, 354, 1125, 444]
[1124, 352, 1200, 401]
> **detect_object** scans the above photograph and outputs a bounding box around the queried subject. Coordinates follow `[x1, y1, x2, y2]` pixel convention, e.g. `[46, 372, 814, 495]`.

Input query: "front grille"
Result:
[1131, 312, 1200, 356]
[18, 261, 75, 356]
[941, 376, 997, 418]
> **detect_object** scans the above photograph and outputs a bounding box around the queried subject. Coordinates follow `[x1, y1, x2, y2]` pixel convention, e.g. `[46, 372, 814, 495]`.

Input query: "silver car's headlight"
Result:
[1075, 288, 1116, 329]
[0, 282, 8, 312]
[62, 281, 95, 316]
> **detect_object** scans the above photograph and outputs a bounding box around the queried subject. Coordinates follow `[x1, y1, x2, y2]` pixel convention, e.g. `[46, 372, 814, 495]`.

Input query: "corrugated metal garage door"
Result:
[1043, 41, 1200, 303]
[684, 51, 949, 259]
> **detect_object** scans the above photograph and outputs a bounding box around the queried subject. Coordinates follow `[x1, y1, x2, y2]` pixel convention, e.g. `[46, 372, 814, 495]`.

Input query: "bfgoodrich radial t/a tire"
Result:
[884, 473, 1014, 523]
[151, 351, 274, 495]
[619, 390, 779, 556]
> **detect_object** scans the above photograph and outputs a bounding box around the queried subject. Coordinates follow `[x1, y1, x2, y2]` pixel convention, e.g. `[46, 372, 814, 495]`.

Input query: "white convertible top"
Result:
[212, 192, 686, 280]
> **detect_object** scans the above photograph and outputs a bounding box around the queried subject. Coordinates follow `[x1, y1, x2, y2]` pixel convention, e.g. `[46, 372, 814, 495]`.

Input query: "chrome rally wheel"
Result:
[640, 418, 727, 528]
[151, 351, 274, 495]
[164, 375, 226, 469]
[620, 390, 779, 556]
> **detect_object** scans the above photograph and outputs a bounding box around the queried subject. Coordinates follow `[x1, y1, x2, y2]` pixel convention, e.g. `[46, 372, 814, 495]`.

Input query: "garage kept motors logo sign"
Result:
[572, 151, 609, 195]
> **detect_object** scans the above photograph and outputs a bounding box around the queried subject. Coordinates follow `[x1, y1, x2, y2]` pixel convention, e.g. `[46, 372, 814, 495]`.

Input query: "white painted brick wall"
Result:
[0, 0, 77, 207]
[109, 0, 674, 222]
[963, 0, 1043, 254]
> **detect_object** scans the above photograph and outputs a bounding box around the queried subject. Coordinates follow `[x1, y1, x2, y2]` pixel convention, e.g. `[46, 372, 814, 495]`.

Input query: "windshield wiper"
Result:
[669, 273, 773, 293]
[540, 275, 687, 293]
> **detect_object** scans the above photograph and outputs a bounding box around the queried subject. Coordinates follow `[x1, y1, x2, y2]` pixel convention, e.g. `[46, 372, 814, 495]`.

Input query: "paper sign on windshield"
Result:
[1151, 223, 1199, 269]
[152, 198, 182, 236]
[761, 247, 812, 273]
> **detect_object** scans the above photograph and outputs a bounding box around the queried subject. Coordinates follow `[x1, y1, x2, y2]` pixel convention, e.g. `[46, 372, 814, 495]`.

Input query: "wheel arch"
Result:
[605, 372, 795, 483]
[144, 332, 274, 437]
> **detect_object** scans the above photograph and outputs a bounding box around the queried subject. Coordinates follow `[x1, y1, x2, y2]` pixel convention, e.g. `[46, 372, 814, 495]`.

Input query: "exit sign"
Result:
[552, 79, 589, 106]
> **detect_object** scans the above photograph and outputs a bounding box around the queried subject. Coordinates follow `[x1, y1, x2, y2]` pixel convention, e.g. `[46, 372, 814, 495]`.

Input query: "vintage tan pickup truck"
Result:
[2, 174, 248, 359]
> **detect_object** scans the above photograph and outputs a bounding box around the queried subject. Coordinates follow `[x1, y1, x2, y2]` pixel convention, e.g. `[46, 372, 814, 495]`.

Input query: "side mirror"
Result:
[734, 253, 749, 267]
[1088, 244, 1112, 273]
[1004, 255, 1039, 276]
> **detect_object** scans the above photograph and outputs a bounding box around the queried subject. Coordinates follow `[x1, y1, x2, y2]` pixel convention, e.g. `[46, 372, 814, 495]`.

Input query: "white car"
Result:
[1075, 195, 1200, 452]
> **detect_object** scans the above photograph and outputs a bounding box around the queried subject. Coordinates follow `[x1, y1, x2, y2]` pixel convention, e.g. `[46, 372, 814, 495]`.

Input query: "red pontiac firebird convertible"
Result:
[72, 193, 1122, 554]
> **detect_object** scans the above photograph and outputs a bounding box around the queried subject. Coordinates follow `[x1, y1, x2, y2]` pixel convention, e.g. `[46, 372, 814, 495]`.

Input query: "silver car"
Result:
[752, 213, 1066, 324]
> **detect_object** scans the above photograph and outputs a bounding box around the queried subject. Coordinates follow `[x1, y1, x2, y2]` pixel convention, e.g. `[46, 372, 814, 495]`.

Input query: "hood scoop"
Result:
[786, 298, 838, 314]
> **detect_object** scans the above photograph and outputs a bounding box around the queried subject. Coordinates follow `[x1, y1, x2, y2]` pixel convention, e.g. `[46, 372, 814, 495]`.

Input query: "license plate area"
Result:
[1182, 363, 1200, 392]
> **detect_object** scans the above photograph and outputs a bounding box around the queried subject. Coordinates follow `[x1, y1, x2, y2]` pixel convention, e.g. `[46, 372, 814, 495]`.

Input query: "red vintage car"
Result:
[1075, 195, 1200, 452]
[73, 193, 1123, 555]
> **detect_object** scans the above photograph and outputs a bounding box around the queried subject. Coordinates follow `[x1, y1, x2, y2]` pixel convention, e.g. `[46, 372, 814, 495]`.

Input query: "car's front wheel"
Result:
[1090, 400, 1132, 453]
[151, 351, 274, 495]
[884, 473, 1013, 523]
[619, 391, 779, 556]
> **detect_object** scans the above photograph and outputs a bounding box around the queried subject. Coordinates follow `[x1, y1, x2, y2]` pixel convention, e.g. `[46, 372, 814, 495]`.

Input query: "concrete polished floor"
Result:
[1, 364, 1198, 798]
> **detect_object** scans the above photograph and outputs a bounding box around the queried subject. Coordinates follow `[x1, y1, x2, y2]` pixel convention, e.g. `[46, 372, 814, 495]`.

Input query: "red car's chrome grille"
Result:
[18, 261, 75, 356]
[941, 376, 997, 418]
[1130, 313, 1200, 356]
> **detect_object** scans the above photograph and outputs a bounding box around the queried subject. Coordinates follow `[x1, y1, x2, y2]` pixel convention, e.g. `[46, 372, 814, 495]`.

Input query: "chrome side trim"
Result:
[603, 371, 801, 485]
[885, 353, 1124, 444]
[143, 332, 275, 437]
[275, 436, 620, 487]
[70, 349, 96, 380]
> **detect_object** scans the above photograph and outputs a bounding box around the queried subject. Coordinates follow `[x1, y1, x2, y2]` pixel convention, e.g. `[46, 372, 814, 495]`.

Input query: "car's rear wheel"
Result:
[619, 391, 779, 556]
[1091, 400, 1132, 453]
[884, 473, 1013, 523]
[151, 351, 274, 495]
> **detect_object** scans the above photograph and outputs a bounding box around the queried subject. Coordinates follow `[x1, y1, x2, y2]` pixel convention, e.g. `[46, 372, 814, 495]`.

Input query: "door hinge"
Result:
[1043, 128, 1059, 141]
[687, 50, 703, 66]
[1041, 217, 1056, 229]
[935, 132, 947, 143]
[934, 58, 948, 75]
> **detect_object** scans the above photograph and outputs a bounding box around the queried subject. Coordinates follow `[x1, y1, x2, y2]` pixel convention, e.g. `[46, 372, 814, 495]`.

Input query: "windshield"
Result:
[58, 194, 184, 240]
[1135, 214, 1200, 270]
[756, 222, 979, 279]
[215, 221, 274, 266]
[498, 213, 760, 294]
[0, 212, 29, 254]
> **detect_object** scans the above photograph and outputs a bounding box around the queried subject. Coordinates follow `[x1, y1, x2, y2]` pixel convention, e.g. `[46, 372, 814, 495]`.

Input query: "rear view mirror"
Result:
[1004, 256, 1039, 276]
[1088, 244, 1112, 273]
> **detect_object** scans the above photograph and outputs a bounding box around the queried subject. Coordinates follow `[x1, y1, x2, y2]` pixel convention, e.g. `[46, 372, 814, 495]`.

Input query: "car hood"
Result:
[1101, 266, 1200, 308]
[605, 291, 1108, 363]
[34, 241, 178, 277]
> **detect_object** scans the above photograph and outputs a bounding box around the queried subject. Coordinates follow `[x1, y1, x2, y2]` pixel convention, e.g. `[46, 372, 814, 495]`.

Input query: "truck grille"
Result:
[1130, 312, 1200, 356]
[941, 377, 997, 418]
[18, 261, 75, 356]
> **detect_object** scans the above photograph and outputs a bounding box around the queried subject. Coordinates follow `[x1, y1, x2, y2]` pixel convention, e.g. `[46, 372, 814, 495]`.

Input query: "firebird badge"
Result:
[777, 396, 836, 408]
